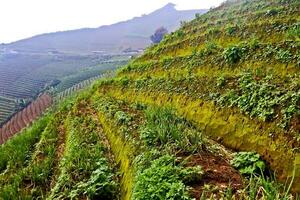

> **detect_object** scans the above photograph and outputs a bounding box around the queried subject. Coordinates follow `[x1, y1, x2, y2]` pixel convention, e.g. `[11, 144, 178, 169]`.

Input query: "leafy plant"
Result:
[231, 152, 265, 175]
[133, 155, 197, 200]
[223, 46, 245, 64]
[69, 159, 118, 199]
[49, 112, 119, 199]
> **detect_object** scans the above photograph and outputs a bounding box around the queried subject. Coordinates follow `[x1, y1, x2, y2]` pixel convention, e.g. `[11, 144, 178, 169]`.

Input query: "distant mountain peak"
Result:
[164, 3, 176, 8]
[153, 3, 177, 13]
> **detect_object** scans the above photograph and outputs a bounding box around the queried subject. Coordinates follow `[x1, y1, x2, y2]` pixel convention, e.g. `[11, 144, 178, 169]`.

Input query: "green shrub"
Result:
[174, 30, 185, 39]
[223, 46, 245, 64]
[119, 77, 130, 86]
[205, 42, 219, 55]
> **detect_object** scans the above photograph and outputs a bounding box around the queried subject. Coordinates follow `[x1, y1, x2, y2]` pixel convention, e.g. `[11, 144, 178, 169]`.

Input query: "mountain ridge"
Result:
[1, 3, 207, 54]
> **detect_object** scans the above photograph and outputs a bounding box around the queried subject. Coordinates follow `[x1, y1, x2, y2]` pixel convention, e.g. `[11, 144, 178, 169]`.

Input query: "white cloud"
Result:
[0, 0, 224, 43]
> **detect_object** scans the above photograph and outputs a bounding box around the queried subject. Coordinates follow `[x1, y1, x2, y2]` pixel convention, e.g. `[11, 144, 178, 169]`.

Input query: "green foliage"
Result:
[286, 23, 300, 41]
[0, 115, 50, 172]
[207, 27, 220, 36]
[49, 113, 119, 199]
[204, 41, 219, 55]
[201, 174, 294, 200]
[226, 25, 238, 35]
[180, 165, 204, 184]
[217, 75, 226, 87]
[265, 8, 280, 16]
[244, 174, 294, 200]
[174, 30, 185, 39]
[140, 106, 203, 152]
[217, 73, 300, 128]
[0, 115, 62, 198]
[231, 152, 265, 175]
[223, 45, 245, 64]
[120, 77, 130, 86]
[69, 158, 118, 199]
[133, 154, 198, 200]
[276, 49, 292, 63]
[115, 111, 132, 125]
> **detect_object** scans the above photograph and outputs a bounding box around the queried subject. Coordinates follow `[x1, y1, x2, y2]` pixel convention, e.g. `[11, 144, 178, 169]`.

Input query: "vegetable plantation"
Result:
[1, 0, 300, 199]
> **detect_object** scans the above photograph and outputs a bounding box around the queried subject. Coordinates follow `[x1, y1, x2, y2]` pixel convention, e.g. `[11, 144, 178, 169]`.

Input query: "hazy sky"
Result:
[0, 0, 224, 43]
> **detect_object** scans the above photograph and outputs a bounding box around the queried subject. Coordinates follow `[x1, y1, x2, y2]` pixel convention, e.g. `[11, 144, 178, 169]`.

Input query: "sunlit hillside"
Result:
[0, 0, 299, 199]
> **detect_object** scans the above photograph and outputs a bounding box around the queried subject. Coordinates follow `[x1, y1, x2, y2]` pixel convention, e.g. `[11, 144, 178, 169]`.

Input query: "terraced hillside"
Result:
[0, 96, 18, 126]
[115, 0, 300, 191]
[0, 54, 125, 99]
[55, 72, 115, 101]
[0, 53, 126, 125]
[0, 94, 52, 144]
[0, 0, 300, 199]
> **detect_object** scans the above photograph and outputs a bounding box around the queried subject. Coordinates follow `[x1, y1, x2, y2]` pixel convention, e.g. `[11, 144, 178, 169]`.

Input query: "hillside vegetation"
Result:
[0, 0, 299, 199]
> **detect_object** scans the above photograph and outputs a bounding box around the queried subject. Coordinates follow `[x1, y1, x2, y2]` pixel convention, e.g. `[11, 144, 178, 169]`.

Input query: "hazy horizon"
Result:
[0, 0, 224, 44]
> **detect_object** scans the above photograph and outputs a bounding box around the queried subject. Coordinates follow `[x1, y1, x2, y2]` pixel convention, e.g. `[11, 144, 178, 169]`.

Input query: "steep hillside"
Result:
[0, 0, 299, 199]
[114, 0, 300, 192]
[1, 3, 206, 54]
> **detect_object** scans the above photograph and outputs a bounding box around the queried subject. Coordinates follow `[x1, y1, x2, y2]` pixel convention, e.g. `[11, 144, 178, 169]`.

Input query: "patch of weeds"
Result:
[140, 107, 204, 152]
